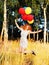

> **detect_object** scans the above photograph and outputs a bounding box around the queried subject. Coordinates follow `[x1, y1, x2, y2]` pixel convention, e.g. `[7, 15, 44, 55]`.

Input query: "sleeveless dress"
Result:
[20, 29, 29, 49]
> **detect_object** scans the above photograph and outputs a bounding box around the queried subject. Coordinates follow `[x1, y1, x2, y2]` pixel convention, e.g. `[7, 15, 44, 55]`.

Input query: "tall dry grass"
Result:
[0, 39, 49, 65]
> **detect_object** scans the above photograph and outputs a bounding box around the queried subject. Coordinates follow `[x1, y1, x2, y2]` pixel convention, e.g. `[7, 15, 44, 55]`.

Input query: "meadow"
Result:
[0, 39, 49, 65]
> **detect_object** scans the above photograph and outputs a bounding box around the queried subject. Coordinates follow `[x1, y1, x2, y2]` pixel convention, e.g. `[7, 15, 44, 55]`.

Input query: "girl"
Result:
[15, 19, 42, 53]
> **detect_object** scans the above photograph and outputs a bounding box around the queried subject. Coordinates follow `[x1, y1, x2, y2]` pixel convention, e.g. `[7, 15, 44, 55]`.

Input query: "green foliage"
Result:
[7, 0, 19, 7]
[25, 0, 32, 7]
[0, 1, 4, 13]
[32, 0, 40, 16]
[0, 1, 4, 22]
[37, 0, 49, 6]
[0, 0, 19, 22]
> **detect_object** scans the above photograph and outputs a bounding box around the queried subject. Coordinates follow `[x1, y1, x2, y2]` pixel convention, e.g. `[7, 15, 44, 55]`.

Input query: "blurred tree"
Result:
[1, 0, 19, 40]
[36, 0, 49, 43]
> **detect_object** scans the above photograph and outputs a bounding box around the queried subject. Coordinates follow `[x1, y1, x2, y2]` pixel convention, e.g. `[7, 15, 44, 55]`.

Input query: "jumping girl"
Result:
[15, 19, 42, 53]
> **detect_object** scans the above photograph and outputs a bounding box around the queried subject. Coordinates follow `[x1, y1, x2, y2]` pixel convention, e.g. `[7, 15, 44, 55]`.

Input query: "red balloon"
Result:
[19, 8, 25, 15]
[21, 15, 27, 20]
[27, 15, 34, 21]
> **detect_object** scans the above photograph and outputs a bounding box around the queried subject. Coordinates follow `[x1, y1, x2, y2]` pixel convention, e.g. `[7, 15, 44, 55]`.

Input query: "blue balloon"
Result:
[24, 7, 27, 9]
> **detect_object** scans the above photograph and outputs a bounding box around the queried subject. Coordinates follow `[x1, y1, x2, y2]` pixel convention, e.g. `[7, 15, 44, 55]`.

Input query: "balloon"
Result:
[20, 24, 32, 30]
[24, 7, 27, 9]
[27, 15, 34, 21]
[27, 20, 34, 24]
[25, 7, 32, 14]
[21, 14, 27, 20]
[19, 8, 25, 15]
[22, 14, 34, 21]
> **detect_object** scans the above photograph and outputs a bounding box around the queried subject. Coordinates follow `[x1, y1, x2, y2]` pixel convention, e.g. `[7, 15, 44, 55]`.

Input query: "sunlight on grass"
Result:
[0, 39, 49, 65]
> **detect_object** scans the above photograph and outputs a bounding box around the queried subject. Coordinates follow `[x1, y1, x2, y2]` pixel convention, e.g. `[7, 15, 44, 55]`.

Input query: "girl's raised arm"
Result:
[29, 30, 42, 34]
[15, 19, 22, 31]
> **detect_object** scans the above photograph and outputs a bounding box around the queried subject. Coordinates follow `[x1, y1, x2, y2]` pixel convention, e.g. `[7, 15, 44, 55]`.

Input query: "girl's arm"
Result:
[15, 19, 22, 31]
[29, 30, 42, 34]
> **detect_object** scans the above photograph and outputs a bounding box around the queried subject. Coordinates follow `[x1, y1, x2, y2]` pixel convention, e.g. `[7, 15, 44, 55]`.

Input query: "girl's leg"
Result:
[19, 47, 24, 53]
[19, 47, 36, 55]
[19, 47, 27, 53]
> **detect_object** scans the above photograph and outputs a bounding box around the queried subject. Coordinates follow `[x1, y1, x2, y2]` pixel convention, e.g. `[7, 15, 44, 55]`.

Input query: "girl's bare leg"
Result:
[19, 47, 24, 53]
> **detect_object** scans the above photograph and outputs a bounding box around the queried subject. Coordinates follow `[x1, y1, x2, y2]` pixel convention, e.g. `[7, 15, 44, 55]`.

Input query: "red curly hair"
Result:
[20, 24, 32, 31]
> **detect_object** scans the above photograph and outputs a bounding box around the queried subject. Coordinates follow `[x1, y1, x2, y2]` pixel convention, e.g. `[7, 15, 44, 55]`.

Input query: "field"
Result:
[0, 39, 49, 65]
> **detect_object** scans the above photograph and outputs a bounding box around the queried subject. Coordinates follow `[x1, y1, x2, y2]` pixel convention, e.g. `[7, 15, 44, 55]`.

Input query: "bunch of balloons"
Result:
[18, 7, 34, 24]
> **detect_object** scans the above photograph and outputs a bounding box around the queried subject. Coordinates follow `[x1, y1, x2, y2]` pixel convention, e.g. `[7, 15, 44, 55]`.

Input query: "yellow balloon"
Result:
[27, 20, 34, 24]
[25, 7, 32, 14]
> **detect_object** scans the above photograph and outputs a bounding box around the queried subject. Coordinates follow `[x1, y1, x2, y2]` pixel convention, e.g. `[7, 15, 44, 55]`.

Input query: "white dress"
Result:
[20, 29, 29, 49]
